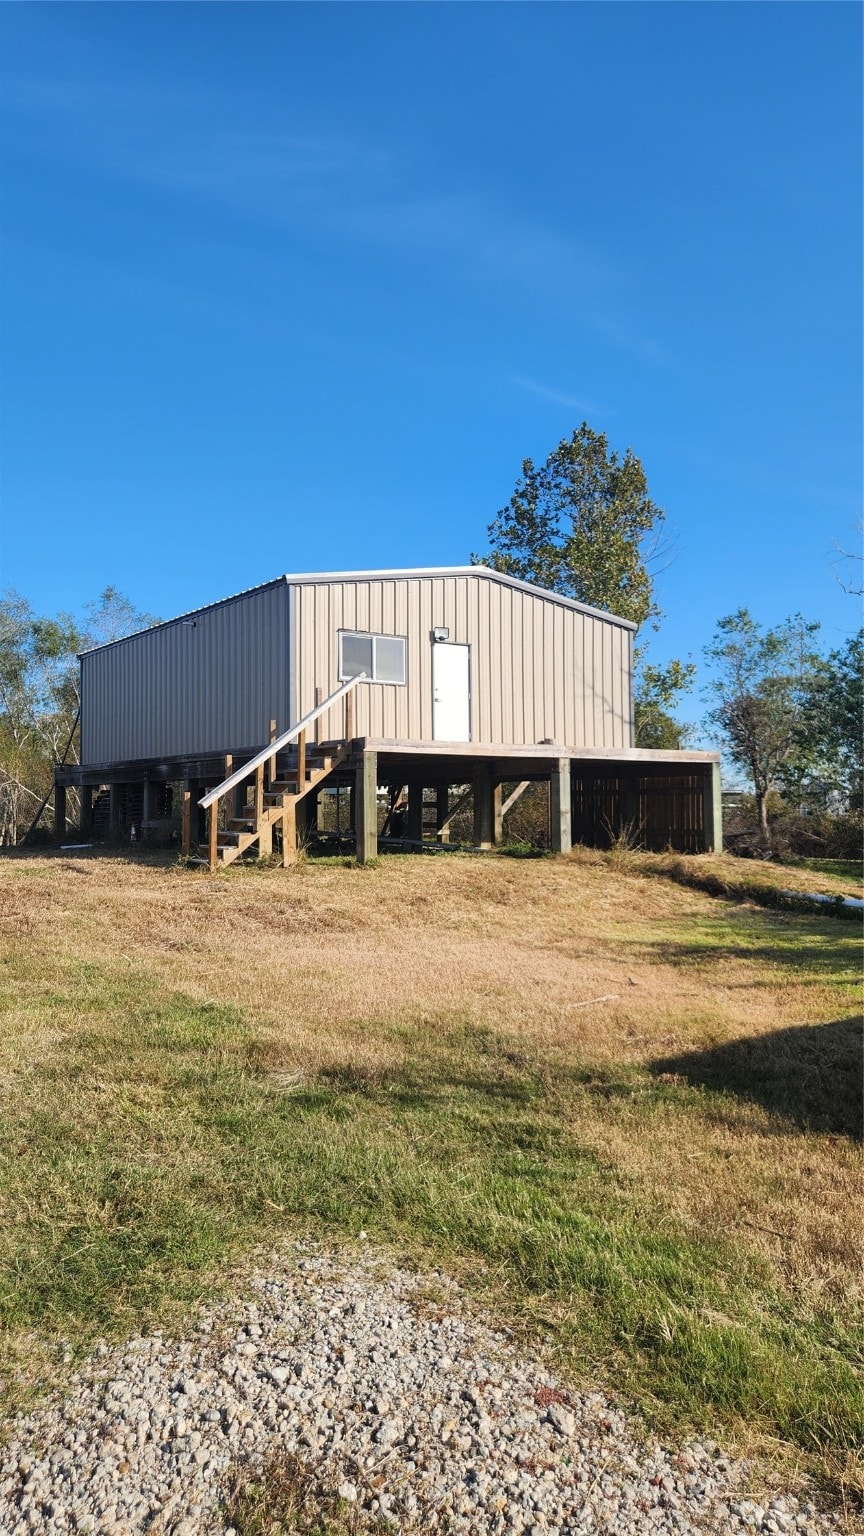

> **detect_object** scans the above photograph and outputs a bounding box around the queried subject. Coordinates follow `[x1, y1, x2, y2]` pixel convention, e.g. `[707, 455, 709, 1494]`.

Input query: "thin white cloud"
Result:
[4, 65, 671, 366]
[510, 373, 606, 416]
[4, 68, 609, 291]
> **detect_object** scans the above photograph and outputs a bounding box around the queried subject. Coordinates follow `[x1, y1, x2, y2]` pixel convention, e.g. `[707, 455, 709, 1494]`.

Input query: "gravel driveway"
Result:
[0, 1243, 843, 1536]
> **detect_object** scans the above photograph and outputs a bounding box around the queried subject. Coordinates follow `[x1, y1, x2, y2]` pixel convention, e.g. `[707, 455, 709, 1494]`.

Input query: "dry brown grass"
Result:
[600, 846, 863, 906]
[2, 849, 860, 1301]
[0, 846, 861, 1500]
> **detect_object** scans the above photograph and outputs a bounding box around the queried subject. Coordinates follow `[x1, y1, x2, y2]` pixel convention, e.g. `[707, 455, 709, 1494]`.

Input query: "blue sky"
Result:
[1, 3, 861, 724]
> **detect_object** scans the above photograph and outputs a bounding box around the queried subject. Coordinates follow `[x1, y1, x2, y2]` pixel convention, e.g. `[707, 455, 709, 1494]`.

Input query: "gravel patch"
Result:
[0, 1242, 844, 1536]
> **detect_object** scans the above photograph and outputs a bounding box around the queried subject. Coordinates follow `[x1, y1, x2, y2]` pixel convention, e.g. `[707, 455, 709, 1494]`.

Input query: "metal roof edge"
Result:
[283, 565, 638, 631]
[77, 576, 290, 658]
[78, 565, 637, 659]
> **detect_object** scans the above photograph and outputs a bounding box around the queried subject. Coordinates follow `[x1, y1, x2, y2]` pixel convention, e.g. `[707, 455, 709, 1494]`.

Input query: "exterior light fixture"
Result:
[432, 626, 449, 642]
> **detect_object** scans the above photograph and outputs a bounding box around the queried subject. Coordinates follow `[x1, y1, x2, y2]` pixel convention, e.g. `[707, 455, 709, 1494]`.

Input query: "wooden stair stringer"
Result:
[203, 742, 351, 866]
[275, 744, 350, 865]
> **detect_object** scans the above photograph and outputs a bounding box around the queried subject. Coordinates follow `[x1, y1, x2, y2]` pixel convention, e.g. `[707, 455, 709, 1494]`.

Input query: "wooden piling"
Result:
[355, 750, 378, 864]
[109, 783, 122, 844]
[473, 767, 494, 849]
[549, 758, 572, 854]
[79, 784, 93, 839]
[54, 783, 67, 844]
[703, 761, 723, 853]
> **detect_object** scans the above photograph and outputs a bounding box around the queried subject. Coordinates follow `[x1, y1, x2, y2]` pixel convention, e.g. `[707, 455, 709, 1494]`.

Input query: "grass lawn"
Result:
[0, 848, 860, 1503]
[597, 847, 863, 911]
[792, 858, 863, 886]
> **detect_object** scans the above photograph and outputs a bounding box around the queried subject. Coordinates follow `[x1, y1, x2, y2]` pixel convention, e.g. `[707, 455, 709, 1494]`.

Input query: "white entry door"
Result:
[432, 642, 471, 741]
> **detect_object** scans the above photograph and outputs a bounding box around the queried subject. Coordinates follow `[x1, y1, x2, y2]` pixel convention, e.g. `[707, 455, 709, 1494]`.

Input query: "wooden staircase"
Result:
[208, 743, 347, 868]
[193, 674, 366, 872]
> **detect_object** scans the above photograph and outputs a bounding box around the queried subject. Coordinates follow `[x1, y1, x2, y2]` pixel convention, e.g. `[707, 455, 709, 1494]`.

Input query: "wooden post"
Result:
[54, 783, 67, 844]
[255, 763, 273, 856]
[436, 785, 449, 843]
[141, 780, 152, 844]
[473, 767, 494, 849]
[208, 801, 219, 872]
[406, 782, 424, 843]
[79, 784, 93, 839]
[622, 772, 638, 843]
[220, 756, 233, 827]
[492, 783, 503, 845]
[268, 720, 277, 787]
[182, 781, 193, 855]
[109, 783, 122, 844]
[281, 797, 297, 867]
[254, 764, 264, 826]
[314, 686, 322, 746]
[355, 749, 378, 864]
[500, 780, 531, 819]
[703, 762, 723, 854]
[549, 758, 572, 855]
[379, 785, 402, 840]
[297, 728, 306, 791]
[436, 784, 473, 844]
[231, 776, 245, 822]
[294, 793, 309, 847]
[345, 688, 355, 742]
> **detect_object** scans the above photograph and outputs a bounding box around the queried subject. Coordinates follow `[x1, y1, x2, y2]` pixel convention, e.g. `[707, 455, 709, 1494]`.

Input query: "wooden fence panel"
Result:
[571, 770, 707, 852]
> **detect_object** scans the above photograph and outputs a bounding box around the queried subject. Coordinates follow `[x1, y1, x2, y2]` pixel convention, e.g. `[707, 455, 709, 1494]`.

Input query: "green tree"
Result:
[0, 592, 35, 753]
[475, 422, 667, 629]
[796, 629, 864, 812]
[474, 423, 693, 737]
[0, 593, 80, 842]
[703, 610, 822, 846]
[82, 585, 159, 649]
[634, 659, 696, 748]
[0, 586, 158, 844]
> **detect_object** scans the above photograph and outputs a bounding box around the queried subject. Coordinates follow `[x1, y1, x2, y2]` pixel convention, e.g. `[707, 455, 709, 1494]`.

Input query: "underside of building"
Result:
[55, 712, 722, 867]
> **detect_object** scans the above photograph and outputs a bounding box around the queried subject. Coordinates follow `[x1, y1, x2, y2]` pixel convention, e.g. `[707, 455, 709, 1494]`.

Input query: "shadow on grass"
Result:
[629, 928, 859, 977]
[651, 1017, 863, 1140]
[317, 1060, 540, 1108]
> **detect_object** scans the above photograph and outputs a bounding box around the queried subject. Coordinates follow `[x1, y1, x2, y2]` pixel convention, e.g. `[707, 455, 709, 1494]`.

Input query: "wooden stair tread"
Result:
[199, 739, 350, 869]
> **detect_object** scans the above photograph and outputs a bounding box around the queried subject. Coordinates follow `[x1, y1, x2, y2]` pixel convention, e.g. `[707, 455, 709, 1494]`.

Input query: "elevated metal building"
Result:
[57, 566, 721, 865]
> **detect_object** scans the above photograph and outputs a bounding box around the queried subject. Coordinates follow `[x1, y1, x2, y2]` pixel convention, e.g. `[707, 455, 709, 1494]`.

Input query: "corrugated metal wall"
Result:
[290, 573, 633, 749]
[80, 570, 633, 765]
[80, 582, 291, 765]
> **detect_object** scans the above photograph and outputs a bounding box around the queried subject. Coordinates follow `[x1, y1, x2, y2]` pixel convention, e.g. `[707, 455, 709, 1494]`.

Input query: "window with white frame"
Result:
[338, 630, 407, 685]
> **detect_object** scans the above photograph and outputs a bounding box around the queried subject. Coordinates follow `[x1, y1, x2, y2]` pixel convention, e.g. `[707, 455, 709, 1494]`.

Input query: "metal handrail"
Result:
[198, 673, 366, 809]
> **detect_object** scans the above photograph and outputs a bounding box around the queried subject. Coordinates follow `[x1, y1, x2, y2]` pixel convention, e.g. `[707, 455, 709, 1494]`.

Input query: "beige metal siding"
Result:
[81, 582, 291, 765]
[290, 572, 633, 749]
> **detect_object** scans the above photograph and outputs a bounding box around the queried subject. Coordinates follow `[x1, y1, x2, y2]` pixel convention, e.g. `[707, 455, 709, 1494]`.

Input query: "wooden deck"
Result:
[54, 736, 722, 862]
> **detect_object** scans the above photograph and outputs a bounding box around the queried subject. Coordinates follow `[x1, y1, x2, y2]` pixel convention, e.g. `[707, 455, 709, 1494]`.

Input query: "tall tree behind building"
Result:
[703, 610, 824, 846]
[473, 423, 694, 743]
